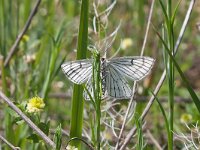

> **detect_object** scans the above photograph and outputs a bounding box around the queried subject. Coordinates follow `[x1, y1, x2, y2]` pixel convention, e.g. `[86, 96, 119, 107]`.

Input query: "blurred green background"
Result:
[0, 0, 200, 149]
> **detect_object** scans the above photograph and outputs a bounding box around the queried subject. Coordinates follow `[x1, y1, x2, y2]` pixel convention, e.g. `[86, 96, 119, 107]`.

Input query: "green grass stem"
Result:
[158, 1, 175, 149]
[151, 91, 170, 139]
[69, 0, 89, 149]
[92, 50, 101, 150]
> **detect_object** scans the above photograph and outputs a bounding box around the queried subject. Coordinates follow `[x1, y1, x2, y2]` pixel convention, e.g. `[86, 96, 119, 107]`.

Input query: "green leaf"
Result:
[12, 116, 24, 125]
[53, 124, 62, 150]
[38, 122, 50, 135]
[27, 134, 39, 143]
[135, 114, 144, 150]
[158, 0, 169, 23]
[150, 91, 170, 136]
[171, 0, 182, 25]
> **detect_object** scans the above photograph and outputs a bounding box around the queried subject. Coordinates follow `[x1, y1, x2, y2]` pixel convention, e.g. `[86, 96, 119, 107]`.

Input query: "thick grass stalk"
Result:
[166, 1, 175, 149]
[167, 0, 174, 150]
[159, 0, 175, 149]
[92, 50, 101, 150]
[69, 0, 89, 148]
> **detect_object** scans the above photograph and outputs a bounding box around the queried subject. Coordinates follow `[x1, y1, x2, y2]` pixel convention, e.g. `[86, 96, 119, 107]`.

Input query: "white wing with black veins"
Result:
[108, 56, 155, 81]
[106, 65, 132, 99]
[61, 59, 92, 84]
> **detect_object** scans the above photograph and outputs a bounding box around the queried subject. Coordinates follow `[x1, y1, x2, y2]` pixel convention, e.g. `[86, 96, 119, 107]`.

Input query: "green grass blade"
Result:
[41, 29, 63, 99]
[154, 29, 200, 113]
[53, 124, 62, 150]
[92, 50, 101, 150]
[158, 0, 169, 23]
[150, 91, 170, 137]
[171, 0, 182, 25]
[69, 0, 89, 149]
[135, 115, 144, 150]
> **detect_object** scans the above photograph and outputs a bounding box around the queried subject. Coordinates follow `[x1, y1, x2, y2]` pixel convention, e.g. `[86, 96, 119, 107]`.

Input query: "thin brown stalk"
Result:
[146, 130, 163, 150]
[140, 0, 155, 56]
[0, 91, 56, 148]
[4, 0, 41, 67]
[0, 134, 20, 150]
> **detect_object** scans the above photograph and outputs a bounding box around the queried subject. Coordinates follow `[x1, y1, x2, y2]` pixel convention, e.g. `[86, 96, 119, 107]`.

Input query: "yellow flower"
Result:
[66, 145, 78, 150]
[121, 38, 133, 50]
[22, 35, 30, 42]
[180, 113, 192, 124]
[26, 96, 45, 113]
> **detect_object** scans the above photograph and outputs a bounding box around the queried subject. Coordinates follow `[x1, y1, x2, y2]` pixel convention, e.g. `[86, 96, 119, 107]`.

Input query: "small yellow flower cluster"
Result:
[26, 96, 45, 113]
[121, 38, 133, 50]
[180, 113, 192, 124]
[66, 145, 78, 150]
[22, 35, 30, 42]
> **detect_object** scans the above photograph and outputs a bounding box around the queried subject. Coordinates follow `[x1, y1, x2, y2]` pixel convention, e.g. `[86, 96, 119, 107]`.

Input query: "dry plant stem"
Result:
[115, 0, 155, 149]
[0, 134, 20, 150]
[119, 0, 195, 149]
[0, 91, 56, 148]
[146, 130, 162, 150]
[114, 82, 137, 150]
[4, 0, 41, 67]
[140, 0, 155, 56]
[174, 0, 195, 51]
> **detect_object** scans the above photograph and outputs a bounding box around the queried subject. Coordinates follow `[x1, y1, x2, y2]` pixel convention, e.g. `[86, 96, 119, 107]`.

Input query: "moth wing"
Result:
[61, 59, 92, 84]
[108, 56, 154, 81]
[106, 65, 132, 99]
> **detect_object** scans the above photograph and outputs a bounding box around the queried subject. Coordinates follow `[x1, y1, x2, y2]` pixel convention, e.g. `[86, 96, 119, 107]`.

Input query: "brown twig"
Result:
[0, 91, 56, 148]
[0, 134, 21, 150]
[119, 0, 195, 149]
[4, 0, 41, 67]
[146, 130, 163, 150]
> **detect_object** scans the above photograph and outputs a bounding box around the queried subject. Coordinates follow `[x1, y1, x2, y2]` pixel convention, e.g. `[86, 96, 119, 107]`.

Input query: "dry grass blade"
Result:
[0, 134, 21, 150]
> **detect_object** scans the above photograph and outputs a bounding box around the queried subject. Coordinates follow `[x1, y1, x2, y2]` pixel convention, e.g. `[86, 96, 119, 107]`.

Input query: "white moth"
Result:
[61, 56, 155, 100]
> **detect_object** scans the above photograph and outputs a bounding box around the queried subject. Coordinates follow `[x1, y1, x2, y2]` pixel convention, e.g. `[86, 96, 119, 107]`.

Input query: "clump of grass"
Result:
[156, 0, 200, 149]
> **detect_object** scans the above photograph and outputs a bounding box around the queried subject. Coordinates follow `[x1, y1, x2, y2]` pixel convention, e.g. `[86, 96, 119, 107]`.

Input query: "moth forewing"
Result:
[61, 59, 93, 84]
